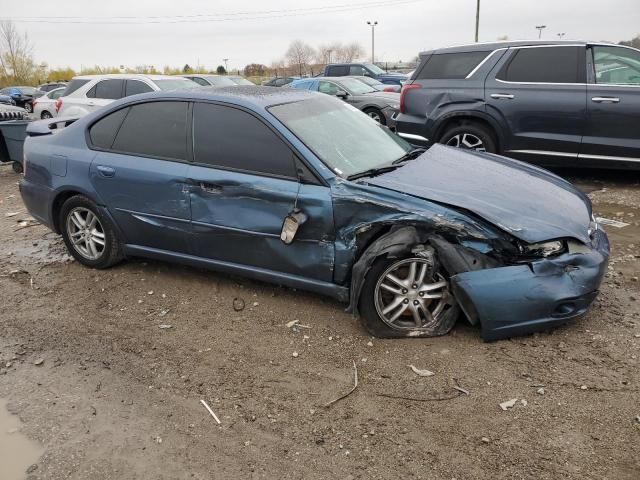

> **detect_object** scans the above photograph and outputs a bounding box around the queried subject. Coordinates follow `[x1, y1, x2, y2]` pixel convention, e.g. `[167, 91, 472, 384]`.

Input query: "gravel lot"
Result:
[0, 162, 638, 479]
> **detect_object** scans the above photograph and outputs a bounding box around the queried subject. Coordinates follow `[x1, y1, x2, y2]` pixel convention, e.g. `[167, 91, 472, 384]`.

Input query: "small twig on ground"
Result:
[452, 378, 470, 396]
[377, 390, 462, 402]
[200, 399, 221, 424]
[14, 222, 40, 232]
[324, 360, 358, 408]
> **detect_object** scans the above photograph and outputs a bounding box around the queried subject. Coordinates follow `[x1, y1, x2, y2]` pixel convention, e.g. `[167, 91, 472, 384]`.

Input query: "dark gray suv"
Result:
[396, 40, 640, 169]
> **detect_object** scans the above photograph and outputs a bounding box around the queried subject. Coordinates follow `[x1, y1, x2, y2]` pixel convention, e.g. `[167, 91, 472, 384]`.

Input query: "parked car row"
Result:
[0, 86, 44, 113]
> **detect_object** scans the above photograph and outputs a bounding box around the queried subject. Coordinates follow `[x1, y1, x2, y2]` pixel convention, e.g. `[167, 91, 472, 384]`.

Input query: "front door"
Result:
[85, 79, 125, 113]
[88, 101, 192, 253]
[581, 44, 640, 162]
[485, 45, 587, 161]
[188, 102, 335, 282]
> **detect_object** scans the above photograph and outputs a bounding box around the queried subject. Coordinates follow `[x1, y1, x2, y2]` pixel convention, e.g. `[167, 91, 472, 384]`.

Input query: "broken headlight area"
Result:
[517, 240, 566, 259]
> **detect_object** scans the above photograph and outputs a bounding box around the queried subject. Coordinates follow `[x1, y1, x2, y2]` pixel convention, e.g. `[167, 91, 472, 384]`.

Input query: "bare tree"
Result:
[285, 40, 315, 76]
[0, 20, 35, 84]
[315, 42, 342, 65]
[335, 42, 365, 63]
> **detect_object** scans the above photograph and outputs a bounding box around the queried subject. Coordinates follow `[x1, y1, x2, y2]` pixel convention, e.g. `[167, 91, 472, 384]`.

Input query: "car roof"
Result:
[419, 40, 622, 55]
[115, 85, 319, 109]
[70, 74, 183, 81]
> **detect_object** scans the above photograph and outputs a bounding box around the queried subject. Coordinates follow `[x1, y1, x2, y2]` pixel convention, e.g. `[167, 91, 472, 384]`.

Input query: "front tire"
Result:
[358, 249, 460, 338]
[60, 195, 123, 269]
[41, 110, 53, 119]
[12, 161, 23, 174]
[439, 122, 497, 153]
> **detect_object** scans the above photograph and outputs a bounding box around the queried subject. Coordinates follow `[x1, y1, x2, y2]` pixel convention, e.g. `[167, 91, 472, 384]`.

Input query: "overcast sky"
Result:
[2, 0, 639, 71]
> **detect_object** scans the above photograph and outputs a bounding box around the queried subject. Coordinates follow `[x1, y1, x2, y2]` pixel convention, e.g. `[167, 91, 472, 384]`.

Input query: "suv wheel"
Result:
[439, 122, 497, 153]
[358, 251, 460, 338]
[60, 195, 124, 269]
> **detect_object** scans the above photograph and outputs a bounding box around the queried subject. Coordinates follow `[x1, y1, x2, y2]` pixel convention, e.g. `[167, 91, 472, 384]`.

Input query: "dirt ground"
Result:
[0, 162, 638, 480]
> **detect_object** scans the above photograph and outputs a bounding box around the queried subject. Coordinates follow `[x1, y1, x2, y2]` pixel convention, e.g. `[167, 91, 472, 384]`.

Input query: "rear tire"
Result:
[60, 195, 124, 269]
[12, 162, 23, 174]
[24, 102, 33, 113]
[364, 107, 386, 125]
[358, 249, 460, 338]
[439, 122, 497, 153]
[41, 111, 53, 119]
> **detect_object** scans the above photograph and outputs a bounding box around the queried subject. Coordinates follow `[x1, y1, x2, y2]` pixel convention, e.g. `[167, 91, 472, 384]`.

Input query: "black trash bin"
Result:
[0, 119, 30, 173]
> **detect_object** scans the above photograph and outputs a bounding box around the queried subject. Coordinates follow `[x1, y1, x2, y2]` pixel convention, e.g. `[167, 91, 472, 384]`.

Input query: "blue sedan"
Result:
[19, 87, 609, 341]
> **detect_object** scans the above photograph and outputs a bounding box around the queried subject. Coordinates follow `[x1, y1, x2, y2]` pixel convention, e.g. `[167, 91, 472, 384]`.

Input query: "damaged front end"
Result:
[335, 180, 610, 341]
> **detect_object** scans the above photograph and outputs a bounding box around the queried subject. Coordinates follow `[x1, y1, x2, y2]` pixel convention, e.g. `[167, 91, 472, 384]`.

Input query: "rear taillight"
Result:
[399, 83, 421, 114]
[54, 98, 62, 113]
[383, 86, 395, 92]
[32, 100, 37, 108]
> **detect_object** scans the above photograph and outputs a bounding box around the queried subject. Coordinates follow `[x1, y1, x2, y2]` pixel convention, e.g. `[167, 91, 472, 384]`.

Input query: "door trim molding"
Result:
[507, 149, 640, 163]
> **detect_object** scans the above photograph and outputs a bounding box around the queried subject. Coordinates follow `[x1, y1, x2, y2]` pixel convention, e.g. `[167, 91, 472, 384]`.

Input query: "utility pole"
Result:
[535, 25, 546, 39]
[327, 49, 333, 64]
[367, 21, 378, 64]
[475, 0, 480, 42]
[223, 58, 229, 72]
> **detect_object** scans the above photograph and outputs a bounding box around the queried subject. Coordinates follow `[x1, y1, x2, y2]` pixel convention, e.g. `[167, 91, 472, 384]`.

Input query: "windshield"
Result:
[364, 63, 385, 74]
[336, 77, 377, 95]
[269, 96, 411, 177]
[228, 77, 254, 86]
[153, 78, 198, 90]
[18, 86, 37, 94]
[203, 76, 236, 86]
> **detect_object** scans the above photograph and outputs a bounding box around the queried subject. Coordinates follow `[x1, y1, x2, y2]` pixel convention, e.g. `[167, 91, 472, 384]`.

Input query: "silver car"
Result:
[33, 87, 65, 119]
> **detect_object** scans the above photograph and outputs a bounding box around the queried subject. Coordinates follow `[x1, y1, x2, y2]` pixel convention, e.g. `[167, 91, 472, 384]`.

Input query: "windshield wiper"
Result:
[346, 165, 400, 181]
[392, 147, 426, 164]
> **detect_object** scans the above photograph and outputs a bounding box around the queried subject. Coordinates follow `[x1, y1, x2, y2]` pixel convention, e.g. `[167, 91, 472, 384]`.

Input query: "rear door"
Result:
[85, 79, 125, 113]
[485, 45, 587, 162]
[581, 45, 640, 163]
[187, 102, 335, 281]
[88, 101, 193, 253]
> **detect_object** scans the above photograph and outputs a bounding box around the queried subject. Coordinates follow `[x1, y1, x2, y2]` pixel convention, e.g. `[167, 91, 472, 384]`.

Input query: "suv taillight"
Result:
[399, 83, 421, 114]
[54, 98, 62, 113]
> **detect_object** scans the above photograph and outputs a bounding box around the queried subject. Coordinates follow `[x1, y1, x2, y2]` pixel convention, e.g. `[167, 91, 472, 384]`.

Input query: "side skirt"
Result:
[123, 244, 349, 303]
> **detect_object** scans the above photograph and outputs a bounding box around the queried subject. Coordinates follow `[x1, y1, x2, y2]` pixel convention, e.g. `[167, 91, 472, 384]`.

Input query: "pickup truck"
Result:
[323, 63, 407, 86]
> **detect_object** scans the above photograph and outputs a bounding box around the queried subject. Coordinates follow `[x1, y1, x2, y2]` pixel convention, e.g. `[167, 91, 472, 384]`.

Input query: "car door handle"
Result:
[199, 182, 223, 194]
[591, 96, 620, 103]
[96, 165, 115, 177]
[490, 93, 515, 100]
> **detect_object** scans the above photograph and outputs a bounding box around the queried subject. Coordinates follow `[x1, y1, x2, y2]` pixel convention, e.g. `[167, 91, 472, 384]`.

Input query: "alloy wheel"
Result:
[41, 111, 52, 119]
[367, 110, 383, 123]
[446, 133, 486, 151]
[66, 207, 106, 260]
[374, 258, 453, 330]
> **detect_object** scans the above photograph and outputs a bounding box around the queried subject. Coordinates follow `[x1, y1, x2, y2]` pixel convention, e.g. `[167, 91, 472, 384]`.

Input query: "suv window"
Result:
[111, 101, 189, 160]
[326, 65, 349, 76]
[193, 103, 296, 178]
[593, 46, 640, 85]
[349, 65, 367, 76]
[417, 51, 491, 79]
[497, 46, 585, 83]
[188, 76, 209, 86]
[125, 80, 153, 96]
[62, 79, 89, 96]
[87, 79, 124, 99]
[89, 107, 130, 149]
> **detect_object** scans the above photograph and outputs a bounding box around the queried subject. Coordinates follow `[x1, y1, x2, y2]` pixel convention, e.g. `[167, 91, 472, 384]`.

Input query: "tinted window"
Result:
[349, 65, 367, 76]
[327, 65, 349, 76]
[125, 80, 153, 96]
[89, 107, 129, 149]
[417, 51, 491, 79]
[593, 46, 640, 85]
[498, 46, 584, 83]
[111, 102, 188, 160]
[88, 79, 124, 99]
[193, 103, 295, 178]
[189, 76, 209, 86]
[62, 79, 89, 96]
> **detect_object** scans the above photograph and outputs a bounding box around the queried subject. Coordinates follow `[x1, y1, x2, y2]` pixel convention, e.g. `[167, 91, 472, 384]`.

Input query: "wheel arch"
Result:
[433, 112, 505, 153]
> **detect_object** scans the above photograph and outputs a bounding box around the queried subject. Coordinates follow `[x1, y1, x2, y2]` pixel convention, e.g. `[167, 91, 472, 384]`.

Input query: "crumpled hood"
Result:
[367, 144, 593, 244]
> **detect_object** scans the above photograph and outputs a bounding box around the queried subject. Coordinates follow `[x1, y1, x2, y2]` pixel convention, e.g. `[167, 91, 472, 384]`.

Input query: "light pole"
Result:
[557, 32, 566, 39]
[535, 25, 546, 39]
[327, 49, 333, 64]
[367, 21, 378, 64]
[223, 58, 229, 72]
[475, 0, 480, 42]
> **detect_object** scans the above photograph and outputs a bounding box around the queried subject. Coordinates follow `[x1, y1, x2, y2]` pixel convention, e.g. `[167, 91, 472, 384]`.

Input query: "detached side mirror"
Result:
[336, 90, 348, 99]
[281, 209, 308, 245]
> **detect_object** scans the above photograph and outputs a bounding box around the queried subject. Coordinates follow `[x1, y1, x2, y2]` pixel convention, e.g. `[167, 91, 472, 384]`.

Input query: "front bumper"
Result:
[451, 229, 610, 341]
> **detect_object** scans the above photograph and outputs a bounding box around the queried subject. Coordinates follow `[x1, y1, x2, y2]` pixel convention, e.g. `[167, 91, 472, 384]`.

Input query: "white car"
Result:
[33, 87, 65, 119]
[56, 74, 198, 117]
